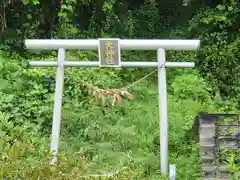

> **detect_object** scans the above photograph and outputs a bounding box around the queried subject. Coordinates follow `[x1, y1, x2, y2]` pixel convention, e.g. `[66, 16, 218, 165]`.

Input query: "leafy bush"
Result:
[188, 1, 240, 106]
[171, 74, 212, 102]
[0, 0, 239, 179]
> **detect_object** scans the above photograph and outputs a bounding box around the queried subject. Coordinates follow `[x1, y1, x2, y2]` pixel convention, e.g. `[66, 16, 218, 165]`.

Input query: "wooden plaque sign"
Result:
[98, 38, 121, 67]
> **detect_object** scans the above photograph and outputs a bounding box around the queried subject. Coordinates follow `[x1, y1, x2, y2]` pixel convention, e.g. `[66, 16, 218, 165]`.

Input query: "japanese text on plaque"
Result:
[104, 41, 115, 65]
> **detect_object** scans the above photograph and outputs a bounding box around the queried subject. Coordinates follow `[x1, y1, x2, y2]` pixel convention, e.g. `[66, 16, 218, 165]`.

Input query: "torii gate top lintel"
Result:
[25, 39, 200, 51]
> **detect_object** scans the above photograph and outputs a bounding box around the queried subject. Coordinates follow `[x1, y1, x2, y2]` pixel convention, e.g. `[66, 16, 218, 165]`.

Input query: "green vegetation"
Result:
[0, 0, 239, 179]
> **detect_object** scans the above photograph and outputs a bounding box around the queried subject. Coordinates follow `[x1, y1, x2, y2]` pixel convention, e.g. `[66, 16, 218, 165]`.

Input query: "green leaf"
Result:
[0, 130, 6, 138]
[32, 0, 40, 5]
[219, 16, 227, 21]
[228, 6, 233, 11]
[58, 12, 68, 18]
[26, 14, 32, 19]
[216, 5, 225, 11]
[61, 4, 67, 9]
[22, 22, 30, 27]
[0, 79, 9, 90]
[22, 0, 30, 5]
[66, 5, 73, 12]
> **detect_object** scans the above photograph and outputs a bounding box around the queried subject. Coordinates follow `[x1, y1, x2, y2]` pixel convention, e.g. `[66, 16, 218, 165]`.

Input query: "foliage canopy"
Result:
[0, 0, 239, 179]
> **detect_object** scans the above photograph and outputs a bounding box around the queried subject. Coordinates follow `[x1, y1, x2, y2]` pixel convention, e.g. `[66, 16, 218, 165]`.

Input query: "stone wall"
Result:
[198, 112, 240, 180]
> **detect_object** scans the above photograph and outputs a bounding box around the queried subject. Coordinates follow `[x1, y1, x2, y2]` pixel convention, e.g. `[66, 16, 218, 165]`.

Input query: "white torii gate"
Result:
[25, 38, 200, 175]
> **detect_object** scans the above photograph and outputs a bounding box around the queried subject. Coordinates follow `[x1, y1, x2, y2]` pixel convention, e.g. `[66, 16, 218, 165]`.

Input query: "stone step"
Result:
[200, 144, 215, 148]
[202, 165, 228, 172]
[199, 130, 215, 136]
[218, 165, 229, 172]
[219, 122, 238, 126]
[219, 143, 240, 149]
[201, 155, 215, 160]
[200, 143, 240, 149]
[200, 124, 215, 128]
[200, 139, 215, 145]
[219, 135, 238, 140]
